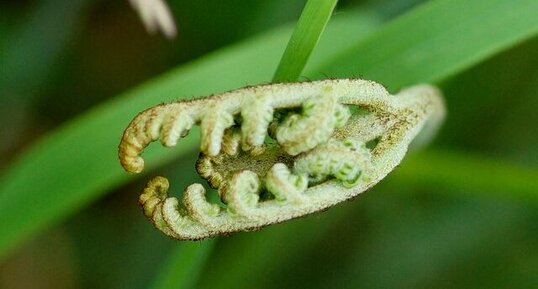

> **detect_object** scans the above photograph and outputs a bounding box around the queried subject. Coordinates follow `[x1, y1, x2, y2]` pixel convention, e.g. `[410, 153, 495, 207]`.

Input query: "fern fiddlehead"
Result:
[119, 78, 445, 240]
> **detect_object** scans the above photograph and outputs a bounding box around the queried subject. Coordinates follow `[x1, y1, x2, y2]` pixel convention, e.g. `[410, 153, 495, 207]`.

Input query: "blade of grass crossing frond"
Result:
[272, 0, 338, 82]
[147, 0, 340, 287]
[149, 240, 216, 289]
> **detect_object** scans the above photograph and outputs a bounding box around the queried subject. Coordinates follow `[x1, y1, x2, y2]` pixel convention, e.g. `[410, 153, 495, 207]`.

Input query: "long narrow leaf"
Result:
[272, 0, 338, 82]
[316, 0, 538, 91]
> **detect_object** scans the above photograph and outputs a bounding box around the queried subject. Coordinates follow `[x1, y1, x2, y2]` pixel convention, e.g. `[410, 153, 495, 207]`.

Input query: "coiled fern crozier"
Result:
[118, 79, 445, 240]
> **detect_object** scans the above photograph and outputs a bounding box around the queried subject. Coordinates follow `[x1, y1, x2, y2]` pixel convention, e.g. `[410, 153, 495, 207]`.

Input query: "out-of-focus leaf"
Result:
[197, 200, 356, 289]
[315, 195, 526, 289]
[393, 150, 538, 199]
[494, 70, 538, 164]
[0, 0, 89, 154]
[434, 36, 538, 152]
[315, 0, 538, 92]
[149, 241, 215, 289]
[0, 0, 88, 97]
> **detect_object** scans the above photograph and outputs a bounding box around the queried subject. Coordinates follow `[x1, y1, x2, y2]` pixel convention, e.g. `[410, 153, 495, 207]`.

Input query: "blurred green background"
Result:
[0, 0, 537, 288]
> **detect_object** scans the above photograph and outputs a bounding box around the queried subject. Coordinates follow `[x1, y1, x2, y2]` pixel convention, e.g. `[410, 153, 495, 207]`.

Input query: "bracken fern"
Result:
[118, 78, 445, 240]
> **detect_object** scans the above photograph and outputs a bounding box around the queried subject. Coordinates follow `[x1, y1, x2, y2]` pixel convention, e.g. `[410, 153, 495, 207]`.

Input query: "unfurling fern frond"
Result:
[118, 78, 445, 240]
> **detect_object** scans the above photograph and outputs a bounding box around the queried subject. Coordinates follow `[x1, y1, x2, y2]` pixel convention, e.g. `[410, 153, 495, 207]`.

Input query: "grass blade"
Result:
[272, 0, 338, 82]
[315, 0, 538, 91]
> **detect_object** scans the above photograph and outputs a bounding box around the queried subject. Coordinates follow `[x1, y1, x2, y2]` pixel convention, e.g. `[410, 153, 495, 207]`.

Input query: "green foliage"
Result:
[0, 0, 537, 288]
[394, 150, 538, 200]
[1, 0, 88, 96]
[316, 0, 538, 91]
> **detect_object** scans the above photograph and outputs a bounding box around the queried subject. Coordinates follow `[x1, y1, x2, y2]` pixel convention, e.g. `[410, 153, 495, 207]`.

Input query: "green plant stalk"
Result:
[1, 0, 537, 260]
[272, 0, 338, 82]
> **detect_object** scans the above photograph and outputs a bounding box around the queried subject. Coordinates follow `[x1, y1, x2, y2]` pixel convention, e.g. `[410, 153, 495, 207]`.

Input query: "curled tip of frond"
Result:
[294, 138, 372, 187]
[200, 107, 235, 156]
[222, 171, 261, 217]
[241, 97, 274, 153]
[275, 92, 351, 155]
[266, 163, 308, 203]
[119, 79, 445, 240]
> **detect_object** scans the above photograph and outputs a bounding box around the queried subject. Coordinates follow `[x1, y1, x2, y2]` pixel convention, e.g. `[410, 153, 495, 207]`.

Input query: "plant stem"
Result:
[273, 0, 339, 82]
